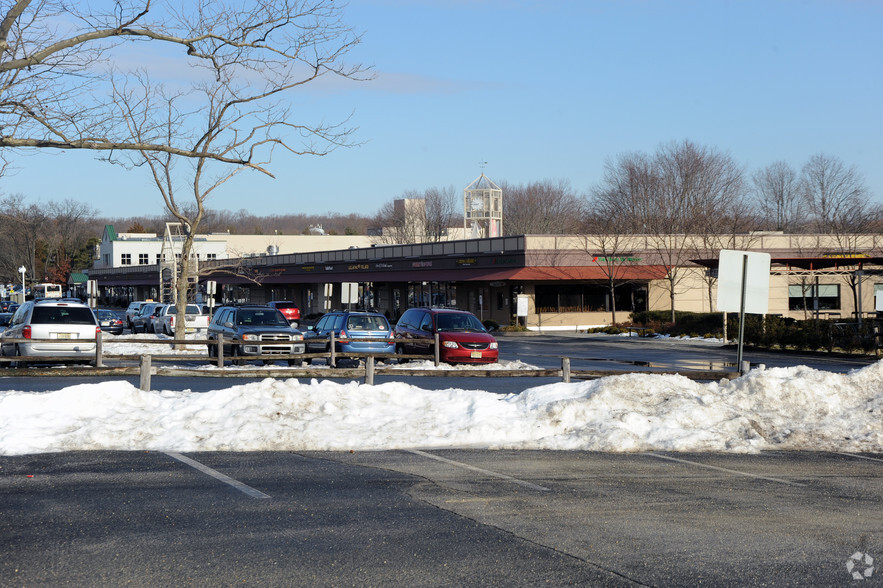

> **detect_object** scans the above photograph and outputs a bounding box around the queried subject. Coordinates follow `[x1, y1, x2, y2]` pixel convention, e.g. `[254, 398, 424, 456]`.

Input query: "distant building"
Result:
[93, 225, 372, 269]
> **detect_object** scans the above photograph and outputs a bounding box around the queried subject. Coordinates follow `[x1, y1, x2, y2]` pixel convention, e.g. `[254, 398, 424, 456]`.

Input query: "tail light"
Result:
[339, 329, 348, 340]
[23, 325, 31, 339]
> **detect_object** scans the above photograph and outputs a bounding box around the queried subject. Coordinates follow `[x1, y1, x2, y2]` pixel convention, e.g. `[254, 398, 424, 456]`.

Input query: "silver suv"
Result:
[0, 299, 99, 367]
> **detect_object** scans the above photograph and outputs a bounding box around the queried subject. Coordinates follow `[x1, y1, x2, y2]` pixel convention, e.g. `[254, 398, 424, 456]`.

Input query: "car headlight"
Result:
[489, 342, 498, 349]
[242, 334, 258, 341]
[442, 341, 459, 349]
[291, 333, 303, 341]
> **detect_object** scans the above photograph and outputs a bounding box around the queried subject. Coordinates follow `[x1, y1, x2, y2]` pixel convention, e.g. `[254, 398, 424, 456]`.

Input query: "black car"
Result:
[95, 309, 124, 335]
[207, 305, 306, 365]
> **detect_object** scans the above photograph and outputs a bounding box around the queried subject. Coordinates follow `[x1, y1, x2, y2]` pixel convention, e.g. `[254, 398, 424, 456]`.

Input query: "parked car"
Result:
[394, 307, 498, 364]
[207, 305, 305, 366]
[0, 312, 13, 333]
[267, 301, 301, 327]
[0, 300, 17, 312]
[304, 310, 394, 364]
[125, 301, 148, 330]
[0, 299, 100, 367]
[161, 303, 210, 336]
[95, 309, 124, 335]
[131, 302, 163, 334]
[150, 304, 169, 334]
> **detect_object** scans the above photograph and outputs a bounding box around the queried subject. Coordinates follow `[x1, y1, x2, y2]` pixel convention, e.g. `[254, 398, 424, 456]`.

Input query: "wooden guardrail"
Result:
[0, 333, 739, 390]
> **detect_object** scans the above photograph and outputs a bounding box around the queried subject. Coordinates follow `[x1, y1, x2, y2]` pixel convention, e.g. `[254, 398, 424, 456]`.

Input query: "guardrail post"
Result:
[95, 331, 104, 368]
[434, 333, 440, 366]
[216, 334, 224, 368]
[330, 331, 336, 367]
[365, 355, 375, 385]
[562, 357, 571, 383]
[140, 354, 152, 390]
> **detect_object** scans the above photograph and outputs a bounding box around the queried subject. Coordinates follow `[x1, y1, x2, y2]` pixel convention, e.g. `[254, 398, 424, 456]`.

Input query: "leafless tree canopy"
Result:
[751, 161, 803, 232]
[0, 0, 368, 174]
[590, 139, 748, 321]
[372, 186, 457, 244]
[500, 179, 585, 235]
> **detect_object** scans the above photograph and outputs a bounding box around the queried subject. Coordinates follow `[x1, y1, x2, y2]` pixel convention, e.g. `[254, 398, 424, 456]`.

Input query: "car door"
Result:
[414, 311, 435, 355]
[306, 314, 331, 352]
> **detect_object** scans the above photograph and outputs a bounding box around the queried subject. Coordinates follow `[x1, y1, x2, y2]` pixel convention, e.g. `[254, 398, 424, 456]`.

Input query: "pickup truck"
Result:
[161, 303, 210, 336]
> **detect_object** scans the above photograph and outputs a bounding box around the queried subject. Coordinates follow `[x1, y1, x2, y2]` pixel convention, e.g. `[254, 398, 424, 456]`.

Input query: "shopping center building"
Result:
[87, 232, 883, 330]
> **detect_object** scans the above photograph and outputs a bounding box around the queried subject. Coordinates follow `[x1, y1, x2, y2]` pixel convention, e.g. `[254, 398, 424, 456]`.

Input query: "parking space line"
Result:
[645, 453, 806, 487]
[164, 452, 271, 499]
[835, 452, 883, 464]
[408, 450, 550, 492]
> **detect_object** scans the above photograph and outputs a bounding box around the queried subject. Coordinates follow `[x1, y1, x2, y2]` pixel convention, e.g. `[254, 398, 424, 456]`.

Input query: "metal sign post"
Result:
[717, 250, 771, 376]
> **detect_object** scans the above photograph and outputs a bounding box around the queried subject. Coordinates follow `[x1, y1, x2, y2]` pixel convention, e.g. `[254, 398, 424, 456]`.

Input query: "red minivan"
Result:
[267, 301, 301, 327]
[394, 307, 498, 364]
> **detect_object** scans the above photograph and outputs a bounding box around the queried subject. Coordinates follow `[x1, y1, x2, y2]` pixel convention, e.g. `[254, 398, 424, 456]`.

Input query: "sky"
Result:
[2, 0, 881, 220]
[1, 335, 882, 455]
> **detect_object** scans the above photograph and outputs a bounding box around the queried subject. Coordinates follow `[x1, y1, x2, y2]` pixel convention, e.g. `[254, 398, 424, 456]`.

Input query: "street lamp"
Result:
[18, 265, 26, 303]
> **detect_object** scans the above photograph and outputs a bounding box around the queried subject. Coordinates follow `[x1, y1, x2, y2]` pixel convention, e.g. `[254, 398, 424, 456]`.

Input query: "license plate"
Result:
[470, 351, 482, 358]
[101, 320, 111, 326]
[54, 333, 73, 339]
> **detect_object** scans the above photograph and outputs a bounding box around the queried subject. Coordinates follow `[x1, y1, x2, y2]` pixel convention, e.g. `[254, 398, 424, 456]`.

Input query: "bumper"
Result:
[18, 342, 97, 357]
[240, 343, 306, 356]
[440, 348, 499, 364]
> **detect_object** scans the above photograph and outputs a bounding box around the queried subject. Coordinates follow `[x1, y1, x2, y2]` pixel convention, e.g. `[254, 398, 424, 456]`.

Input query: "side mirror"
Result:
[223, 321, 234, 329]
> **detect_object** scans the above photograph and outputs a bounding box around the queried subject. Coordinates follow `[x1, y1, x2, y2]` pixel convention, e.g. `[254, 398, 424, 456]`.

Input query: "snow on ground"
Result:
[0, 335, 881, 456]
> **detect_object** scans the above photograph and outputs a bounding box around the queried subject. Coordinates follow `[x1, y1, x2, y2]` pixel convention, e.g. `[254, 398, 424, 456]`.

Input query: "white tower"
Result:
[463, 173, 502, 238]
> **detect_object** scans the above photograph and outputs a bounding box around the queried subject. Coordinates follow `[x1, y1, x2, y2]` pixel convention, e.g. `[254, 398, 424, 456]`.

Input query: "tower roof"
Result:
[465, 173, 500, 191]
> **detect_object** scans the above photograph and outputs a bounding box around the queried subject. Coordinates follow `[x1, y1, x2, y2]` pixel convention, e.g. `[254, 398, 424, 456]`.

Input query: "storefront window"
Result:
[788, 284, 840, 311]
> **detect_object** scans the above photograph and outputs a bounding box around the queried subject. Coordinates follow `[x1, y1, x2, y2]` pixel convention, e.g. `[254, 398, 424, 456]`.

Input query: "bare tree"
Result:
[372, 186, 457, 244]
[500, 179, 585, 235]
[0, 0, 365, 171]
[752, 161, 804, 232]
[42, 199, 97, 284]
[801, 154, 869, 234]
[0, 194, 47, 285]
[1, 0, 368, 341]
[592, 140, 746, 323]
[423, 185, 458, 242]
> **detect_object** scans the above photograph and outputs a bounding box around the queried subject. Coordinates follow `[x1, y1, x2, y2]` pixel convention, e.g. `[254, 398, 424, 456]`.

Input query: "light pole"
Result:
[18, 266, 26, 304]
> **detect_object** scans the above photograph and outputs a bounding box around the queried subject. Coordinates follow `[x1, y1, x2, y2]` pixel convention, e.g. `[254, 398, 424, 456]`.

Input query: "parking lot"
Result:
[2, 449, 881, 586]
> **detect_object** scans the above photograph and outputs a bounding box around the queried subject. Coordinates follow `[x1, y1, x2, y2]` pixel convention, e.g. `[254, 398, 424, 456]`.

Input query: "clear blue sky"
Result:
[3, 0, 882, 219]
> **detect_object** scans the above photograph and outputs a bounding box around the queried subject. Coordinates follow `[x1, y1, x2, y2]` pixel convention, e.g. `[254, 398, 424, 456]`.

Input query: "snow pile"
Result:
[1, 361, 881, 456]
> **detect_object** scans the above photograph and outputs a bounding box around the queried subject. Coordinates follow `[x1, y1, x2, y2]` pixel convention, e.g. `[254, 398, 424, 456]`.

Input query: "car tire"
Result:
[232, 345, 245, 366]
[395, 344, 409, 364]
[288, 358, 303, 367]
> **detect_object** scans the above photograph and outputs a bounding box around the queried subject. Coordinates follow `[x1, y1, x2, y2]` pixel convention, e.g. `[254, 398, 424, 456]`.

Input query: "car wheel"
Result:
[207, 341, 216, 360]
[395, 344, 409, 364]
[232, 345, 245, 366]
[288, 358, 303, 367]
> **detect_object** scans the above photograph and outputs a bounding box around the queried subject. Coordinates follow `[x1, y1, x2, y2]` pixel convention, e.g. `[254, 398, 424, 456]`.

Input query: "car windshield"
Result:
[435, 313, 485, 332]
[346, 315, 389, 331]
[237, 309, 288, 326]
[31, 306, 95, 325]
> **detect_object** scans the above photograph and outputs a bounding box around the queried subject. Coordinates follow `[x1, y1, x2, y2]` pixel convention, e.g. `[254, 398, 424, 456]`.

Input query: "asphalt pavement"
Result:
[2, 450, 881, 586]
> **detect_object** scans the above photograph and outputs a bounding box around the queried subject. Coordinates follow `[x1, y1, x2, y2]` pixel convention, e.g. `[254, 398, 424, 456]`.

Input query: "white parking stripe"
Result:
[409, 450, 551, 492]
[645, 453, 806, 487]
[164, 452, 271, 499]
[835, 452, 883, 464]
